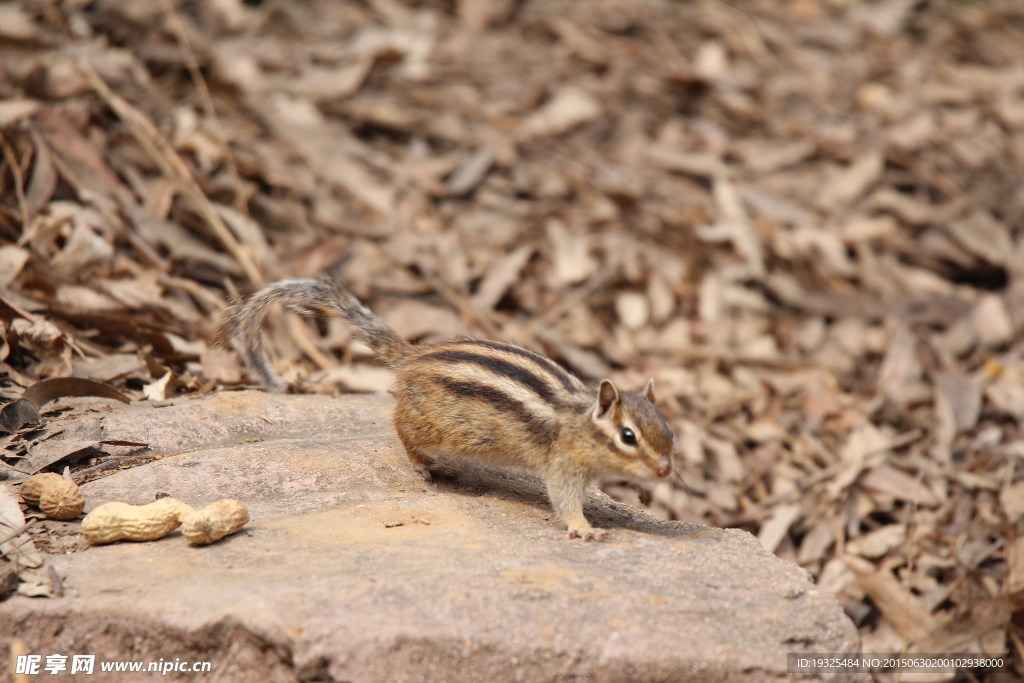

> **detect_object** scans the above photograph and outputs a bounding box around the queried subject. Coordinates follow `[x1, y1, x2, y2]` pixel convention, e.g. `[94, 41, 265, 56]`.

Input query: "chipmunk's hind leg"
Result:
[396, 430, 457, 480]
[393, 403, 457, 480]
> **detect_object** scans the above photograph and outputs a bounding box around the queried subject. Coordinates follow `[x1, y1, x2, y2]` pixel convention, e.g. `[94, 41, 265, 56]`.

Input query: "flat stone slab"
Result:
[2, 392, 858, 681]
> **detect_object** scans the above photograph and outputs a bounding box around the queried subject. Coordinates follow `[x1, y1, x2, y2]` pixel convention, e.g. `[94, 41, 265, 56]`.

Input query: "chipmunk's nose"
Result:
[655, 457, 672, 478]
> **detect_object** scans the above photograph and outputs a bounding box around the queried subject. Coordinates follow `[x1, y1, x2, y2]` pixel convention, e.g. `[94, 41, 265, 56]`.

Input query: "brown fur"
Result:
[225, 277, 675, 541]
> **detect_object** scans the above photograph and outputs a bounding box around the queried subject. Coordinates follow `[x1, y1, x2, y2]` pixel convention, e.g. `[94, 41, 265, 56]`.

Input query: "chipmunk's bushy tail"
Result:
[222, 276, 413, 391]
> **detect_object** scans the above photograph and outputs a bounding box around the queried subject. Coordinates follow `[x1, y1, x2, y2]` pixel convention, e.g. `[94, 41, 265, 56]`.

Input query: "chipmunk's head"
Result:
[588, 378, 674, 479]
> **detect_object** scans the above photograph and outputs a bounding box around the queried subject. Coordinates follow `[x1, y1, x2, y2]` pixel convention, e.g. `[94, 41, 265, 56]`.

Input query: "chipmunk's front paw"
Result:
[568, 526, 608, 542]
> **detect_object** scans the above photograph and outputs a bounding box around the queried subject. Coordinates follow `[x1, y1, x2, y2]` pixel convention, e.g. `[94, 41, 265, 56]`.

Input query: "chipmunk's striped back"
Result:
[412, 339, 589, 416]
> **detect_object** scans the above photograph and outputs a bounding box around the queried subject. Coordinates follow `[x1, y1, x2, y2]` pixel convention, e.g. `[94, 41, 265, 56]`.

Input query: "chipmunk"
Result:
[224, 276, 674, 541]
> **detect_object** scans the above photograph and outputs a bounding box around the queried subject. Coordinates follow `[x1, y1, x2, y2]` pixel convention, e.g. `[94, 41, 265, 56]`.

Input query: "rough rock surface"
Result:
[2, 392, 859, 681]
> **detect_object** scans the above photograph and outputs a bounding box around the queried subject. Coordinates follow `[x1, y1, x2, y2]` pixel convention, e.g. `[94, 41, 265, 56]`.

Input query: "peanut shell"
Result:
[39, 479, 85, 520]
[181, 499, 249, 545]
[81, 498, 193, 544]
[19, 473, 65, 505]
[21, 473, 85, 520]
[156, 496, 196, 523]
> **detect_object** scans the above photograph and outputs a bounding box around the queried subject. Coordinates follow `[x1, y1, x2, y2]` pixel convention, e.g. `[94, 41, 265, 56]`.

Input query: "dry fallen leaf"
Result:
[820, 151, 884, 208]
[846, 555, 940, 643]
[18, 439, 100, 475]
[846, 524, 906, 559]
[472, 245, 533, 312]
[518, 87, 602, 139]
[143, 372, 175, 401]
[758, 503, 801, 554]
[0, 246, 30, 288]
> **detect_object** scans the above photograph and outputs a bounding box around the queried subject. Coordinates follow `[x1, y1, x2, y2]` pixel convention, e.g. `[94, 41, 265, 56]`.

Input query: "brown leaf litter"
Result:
[1, 0, 1024, 675]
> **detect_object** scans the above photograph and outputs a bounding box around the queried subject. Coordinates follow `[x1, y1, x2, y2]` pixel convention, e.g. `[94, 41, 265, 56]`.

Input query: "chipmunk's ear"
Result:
[596, 379, 621, 418]
[643, 378, 656, 403]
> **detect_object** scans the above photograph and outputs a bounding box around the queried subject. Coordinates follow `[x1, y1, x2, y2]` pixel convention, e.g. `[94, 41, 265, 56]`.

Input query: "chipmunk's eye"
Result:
[620, 427, 637, 446]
